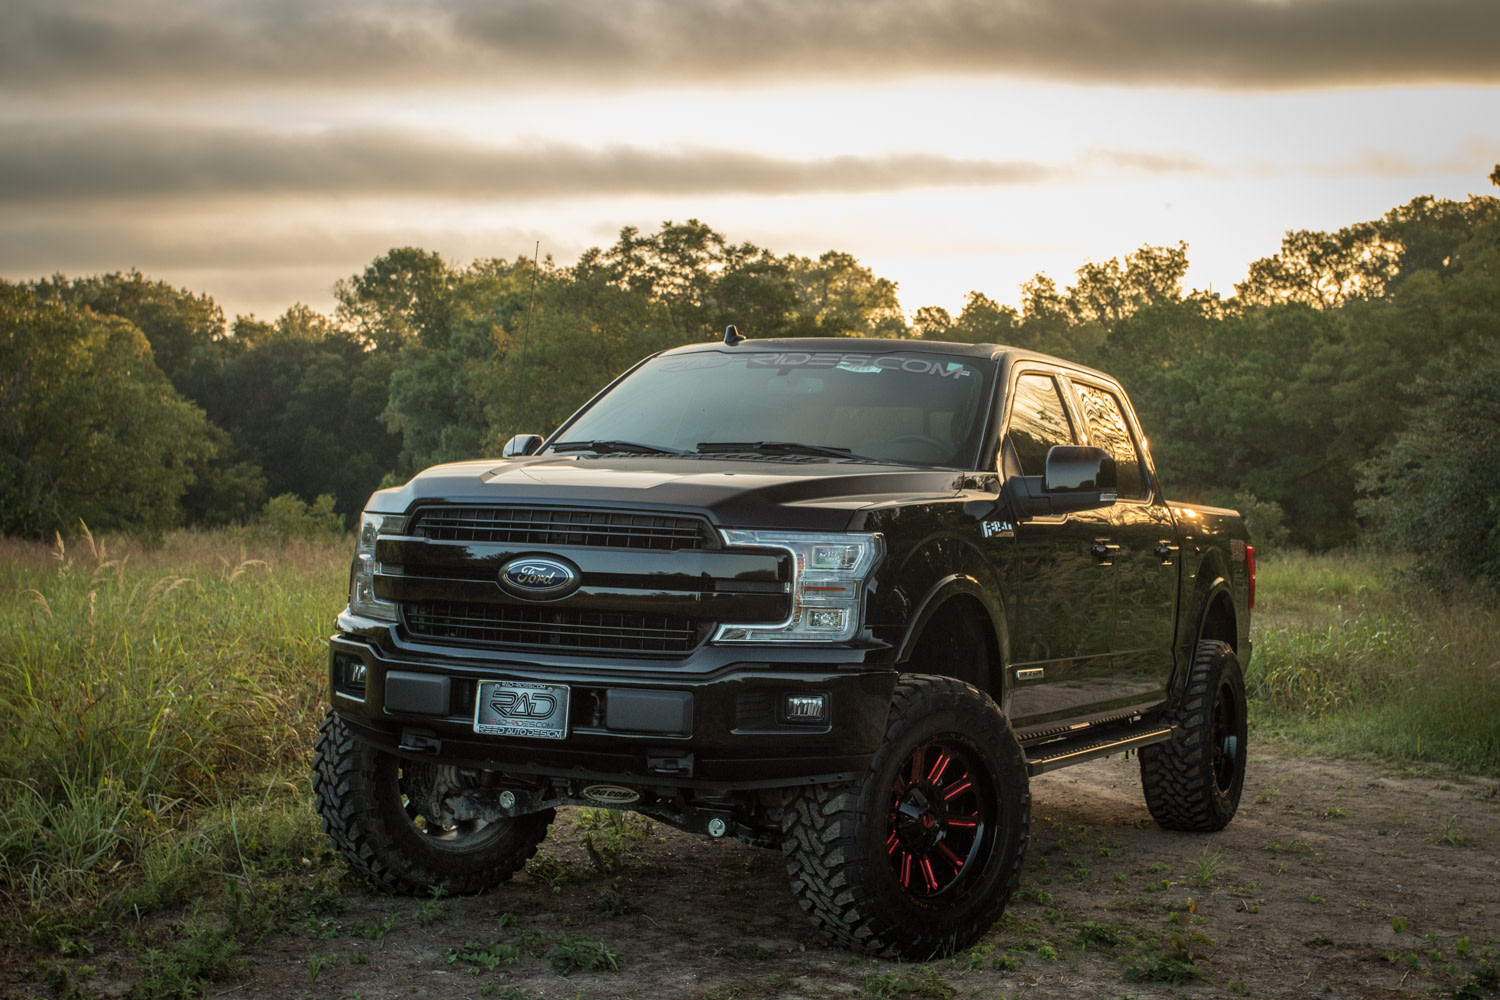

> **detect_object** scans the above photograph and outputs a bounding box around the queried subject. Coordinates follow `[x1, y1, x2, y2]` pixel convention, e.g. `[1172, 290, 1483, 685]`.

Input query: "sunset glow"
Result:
[2, 0, 1497, 320]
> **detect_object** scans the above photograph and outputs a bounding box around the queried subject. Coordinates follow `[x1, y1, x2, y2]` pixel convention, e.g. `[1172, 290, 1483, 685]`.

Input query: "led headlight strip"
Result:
[348, 512, 407, 623]
[713, 530, 884, 644]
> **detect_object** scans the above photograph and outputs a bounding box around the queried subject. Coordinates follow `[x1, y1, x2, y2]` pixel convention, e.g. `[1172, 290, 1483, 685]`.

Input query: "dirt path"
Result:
[66, 748, 1500, 999]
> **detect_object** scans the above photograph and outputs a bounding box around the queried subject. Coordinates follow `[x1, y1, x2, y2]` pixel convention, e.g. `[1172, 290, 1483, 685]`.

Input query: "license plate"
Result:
[474, 680, 570, 739]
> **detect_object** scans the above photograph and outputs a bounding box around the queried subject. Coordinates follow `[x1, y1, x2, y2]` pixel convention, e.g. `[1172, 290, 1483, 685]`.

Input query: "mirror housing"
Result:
[502, 433, 543, 458]
[1005, 446, 1118, 519]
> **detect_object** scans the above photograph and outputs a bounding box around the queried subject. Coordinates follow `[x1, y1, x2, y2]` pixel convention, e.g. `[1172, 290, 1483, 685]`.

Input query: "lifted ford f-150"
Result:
[313, 334, 1253, 958]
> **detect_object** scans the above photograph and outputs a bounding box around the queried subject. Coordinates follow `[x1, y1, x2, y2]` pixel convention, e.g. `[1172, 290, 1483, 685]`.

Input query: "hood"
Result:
[373, 455, 967, 532]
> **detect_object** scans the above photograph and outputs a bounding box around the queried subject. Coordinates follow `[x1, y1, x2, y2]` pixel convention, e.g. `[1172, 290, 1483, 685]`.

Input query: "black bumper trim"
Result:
[329, 634, 895, 790]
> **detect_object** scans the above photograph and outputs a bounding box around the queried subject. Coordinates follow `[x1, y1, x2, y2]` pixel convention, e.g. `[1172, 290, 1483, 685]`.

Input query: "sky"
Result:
[2, 0, 1498, 325]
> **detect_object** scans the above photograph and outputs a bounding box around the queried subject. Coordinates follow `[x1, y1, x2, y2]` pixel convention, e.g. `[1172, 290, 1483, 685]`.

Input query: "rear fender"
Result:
[1173, 547, 1238, 698]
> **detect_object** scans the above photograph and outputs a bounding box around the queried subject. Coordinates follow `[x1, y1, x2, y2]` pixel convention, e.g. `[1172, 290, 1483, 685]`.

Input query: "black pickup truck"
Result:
[313, 334, 1254, 958]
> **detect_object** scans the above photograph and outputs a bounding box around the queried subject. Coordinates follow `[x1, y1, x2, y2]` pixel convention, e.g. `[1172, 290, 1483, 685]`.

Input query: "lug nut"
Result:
[707, 818, 728, 838]
[499, 790, 516, 809]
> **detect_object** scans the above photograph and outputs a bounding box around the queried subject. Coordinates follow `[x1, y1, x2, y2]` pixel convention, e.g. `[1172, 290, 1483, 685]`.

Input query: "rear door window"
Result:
[1072, 382, 1148, 500]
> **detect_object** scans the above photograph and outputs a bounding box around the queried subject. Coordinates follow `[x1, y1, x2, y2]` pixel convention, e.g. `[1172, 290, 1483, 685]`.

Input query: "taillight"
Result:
[1245, 544, 1256, 610]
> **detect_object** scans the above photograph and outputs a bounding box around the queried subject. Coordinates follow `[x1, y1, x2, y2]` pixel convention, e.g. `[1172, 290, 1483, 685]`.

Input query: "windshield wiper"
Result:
[552, 439, 688, 456]
[696, 440, 885, 463]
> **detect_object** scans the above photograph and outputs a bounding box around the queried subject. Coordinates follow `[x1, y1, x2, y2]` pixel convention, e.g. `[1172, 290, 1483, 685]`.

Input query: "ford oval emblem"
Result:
[498, 556, 581, 601]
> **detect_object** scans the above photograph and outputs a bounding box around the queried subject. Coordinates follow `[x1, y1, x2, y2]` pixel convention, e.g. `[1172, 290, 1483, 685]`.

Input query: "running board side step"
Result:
[1023, 726, 1175, 776]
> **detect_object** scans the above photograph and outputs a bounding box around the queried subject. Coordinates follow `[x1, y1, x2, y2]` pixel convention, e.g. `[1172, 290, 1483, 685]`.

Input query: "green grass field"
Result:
[1, 531, 1496, 940]
[0, 528, 343, 933]
[1246, 548, 1500, 774]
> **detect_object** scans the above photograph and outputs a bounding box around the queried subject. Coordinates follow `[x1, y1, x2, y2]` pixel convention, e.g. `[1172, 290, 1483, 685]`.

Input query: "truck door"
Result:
[997, 371, 1117, 729]
[1070, 380, 1178, 709]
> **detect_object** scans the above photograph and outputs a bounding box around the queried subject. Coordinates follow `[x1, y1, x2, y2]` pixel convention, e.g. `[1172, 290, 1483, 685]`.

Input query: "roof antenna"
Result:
[723, 324, 743, 346]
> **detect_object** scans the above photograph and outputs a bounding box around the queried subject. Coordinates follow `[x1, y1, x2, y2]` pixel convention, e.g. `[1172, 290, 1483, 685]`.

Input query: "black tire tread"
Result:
[1139, 640, 1246, 832]
[781, 674, 1030, 958]
[312, 708, 551, 895]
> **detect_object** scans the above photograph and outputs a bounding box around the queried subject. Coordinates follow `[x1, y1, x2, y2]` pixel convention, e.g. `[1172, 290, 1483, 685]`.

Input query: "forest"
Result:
[3, 166, 1499, 582]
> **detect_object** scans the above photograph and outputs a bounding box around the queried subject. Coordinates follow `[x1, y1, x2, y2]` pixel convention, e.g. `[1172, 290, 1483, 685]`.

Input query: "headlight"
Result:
[348, 512, 407, 623]
[713, 530, 883, 644]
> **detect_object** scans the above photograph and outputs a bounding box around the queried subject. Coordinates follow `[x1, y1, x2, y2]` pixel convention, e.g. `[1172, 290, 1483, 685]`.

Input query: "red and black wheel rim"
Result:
[885, 737, 999, 904]
[1211, 680, 1243, 793]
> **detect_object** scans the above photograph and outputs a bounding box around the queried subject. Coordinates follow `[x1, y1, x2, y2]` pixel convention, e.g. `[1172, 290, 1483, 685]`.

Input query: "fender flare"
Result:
[1173, 546, 1238, 698]
[895, 570, 1010, 706]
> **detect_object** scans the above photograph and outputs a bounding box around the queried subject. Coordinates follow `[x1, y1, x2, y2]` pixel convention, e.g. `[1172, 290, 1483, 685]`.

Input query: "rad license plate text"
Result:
[474, 680, 570, 739]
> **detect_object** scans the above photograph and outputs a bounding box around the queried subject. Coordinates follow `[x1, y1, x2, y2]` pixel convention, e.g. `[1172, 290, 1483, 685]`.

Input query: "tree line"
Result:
[3, 167, 1498, 582]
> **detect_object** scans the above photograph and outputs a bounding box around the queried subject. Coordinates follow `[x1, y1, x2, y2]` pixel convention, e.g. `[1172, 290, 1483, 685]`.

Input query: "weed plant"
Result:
[0, 527, 347, 916]
[1248, 549, 1500, 774]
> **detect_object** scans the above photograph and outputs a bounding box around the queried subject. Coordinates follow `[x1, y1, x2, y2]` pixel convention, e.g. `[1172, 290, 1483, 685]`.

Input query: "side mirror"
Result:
[1045, 446, 1117, 493]
[502, 433, 543, 458]
[1005, 446, 1118, 519]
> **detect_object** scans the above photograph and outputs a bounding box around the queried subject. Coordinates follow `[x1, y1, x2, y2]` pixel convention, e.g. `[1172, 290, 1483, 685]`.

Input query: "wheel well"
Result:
[903, 595, 1000, 703]
[1201, 590, 1237, 653]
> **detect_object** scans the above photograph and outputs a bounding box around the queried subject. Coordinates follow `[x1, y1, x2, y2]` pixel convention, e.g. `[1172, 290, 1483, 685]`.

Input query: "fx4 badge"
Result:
[981, 520, 1015, 539]
[489, 689, 557, 719]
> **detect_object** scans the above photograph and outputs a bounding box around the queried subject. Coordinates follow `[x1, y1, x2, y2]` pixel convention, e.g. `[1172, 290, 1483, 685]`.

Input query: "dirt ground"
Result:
[26, 747, 1500, 999]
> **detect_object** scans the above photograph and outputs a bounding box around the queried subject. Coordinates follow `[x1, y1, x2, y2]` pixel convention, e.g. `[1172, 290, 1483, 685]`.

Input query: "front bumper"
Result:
[327, 631, 898, 792]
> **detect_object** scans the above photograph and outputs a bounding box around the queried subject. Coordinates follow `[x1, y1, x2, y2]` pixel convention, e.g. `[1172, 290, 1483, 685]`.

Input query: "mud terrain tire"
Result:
[780, 675, 1030, 959]
[1139, 639, 1248, 831]
[312, 708, 552, 895]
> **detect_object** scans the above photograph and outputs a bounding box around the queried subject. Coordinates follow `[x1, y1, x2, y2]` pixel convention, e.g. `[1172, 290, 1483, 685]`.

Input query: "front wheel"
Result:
[312, 708, 553, 895]
[1139, 640, 1248, 831]
[780, 675, 1030, 959]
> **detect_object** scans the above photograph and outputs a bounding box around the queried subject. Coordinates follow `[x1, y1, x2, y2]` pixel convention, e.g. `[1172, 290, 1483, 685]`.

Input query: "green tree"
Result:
[1068, 242, 1190, 329]
[30, 270, 227, 390]
[786, 251, 908, 338]
[1358, 342, 1500, 584]
[0, 283, 216, 538]
[191, 305, 401, 520]
[335, 247, 455, 352]
[1235, 224, 1399, 309]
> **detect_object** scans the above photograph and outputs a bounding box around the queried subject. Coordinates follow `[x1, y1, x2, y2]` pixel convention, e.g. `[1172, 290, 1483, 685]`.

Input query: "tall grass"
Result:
[2, 531, 1496, 934]
[1248, 549, 1500, 774]
[0, 527, 346, 910]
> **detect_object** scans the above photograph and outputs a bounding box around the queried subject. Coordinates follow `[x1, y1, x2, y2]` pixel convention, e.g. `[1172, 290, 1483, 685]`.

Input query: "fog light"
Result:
[335, 654, 368, 699]
[783, 693, 827, 723]
[805, 608, 847, 631]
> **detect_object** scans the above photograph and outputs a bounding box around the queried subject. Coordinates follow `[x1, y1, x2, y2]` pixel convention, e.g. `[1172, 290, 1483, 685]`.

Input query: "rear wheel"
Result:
[1140, 640, 1248, 831]
[312, 708, 552, 894]
[781, 675, 1030, 959]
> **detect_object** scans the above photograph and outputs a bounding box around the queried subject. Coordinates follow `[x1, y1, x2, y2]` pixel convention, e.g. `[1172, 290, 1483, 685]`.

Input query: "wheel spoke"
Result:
[927, 752, 952, 784]
[941, 778, 973, 801]
[935, 840, 965, 869]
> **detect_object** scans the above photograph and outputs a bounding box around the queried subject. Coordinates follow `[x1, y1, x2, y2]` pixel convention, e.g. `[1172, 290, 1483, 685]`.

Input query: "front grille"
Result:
[404, 601, 703, 653]
[410, 506, 710, 550]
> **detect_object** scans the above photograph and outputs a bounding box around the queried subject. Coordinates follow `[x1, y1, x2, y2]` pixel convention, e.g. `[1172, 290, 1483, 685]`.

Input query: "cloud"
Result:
[2, 0, 1497, 94]
[0, 121, 1068, 203]
[1088, 149, 1222, 176]
[1307, 139, 1500, 179]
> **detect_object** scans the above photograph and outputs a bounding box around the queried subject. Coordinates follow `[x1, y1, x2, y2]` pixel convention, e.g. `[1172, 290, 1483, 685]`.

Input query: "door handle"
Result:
[1091, 542, 1120, 564]
[1154, 541, 1179, 563]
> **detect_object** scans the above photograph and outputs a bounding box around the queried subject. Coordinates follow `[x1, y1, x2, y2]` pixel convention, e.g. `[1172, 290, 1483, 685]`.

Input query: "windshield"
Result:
[552, 348, 995, 468]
